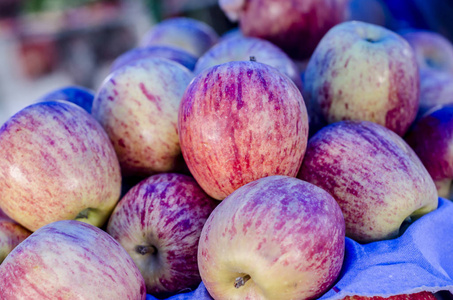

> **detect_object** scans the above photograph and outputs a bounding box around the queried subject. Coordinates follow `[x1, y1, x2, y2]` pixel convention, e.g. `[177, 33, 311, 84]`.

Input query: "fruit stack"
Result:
[0, 1, 452, 299]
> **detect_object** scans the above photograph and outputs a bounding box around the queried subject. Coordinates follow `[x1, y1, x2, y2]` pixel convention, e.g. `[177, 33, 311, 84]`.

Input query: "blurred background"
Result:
[1, 0, 453, 124]
[0, 0, 234, 123]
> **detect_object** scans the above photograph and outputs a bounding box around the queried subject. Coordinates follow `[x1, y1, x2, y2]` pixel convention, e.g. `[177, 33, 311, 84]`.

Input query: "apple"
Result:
[107, 173, 217, 297]
[298, 120, 438, 243]
[194, 36, 303, 92]
[401, 30, 453, 75]
[198, 175, 345, 300]
[178, 60, 309, 200]
[342, 291, 437, 300]
[92, 58, 193, 177]
[417, 71, 453, 120]
[401, 30, 453, 119]
[0, 220, 146, 299]
[405, 105, 453, 199]
[304, 21, 420, 136]
[0, 208, 31, 263]
[140, 17, 219, 58]
[38, 85, 95, 113]
[0, 101, 121, 232]
[110, 45, 198, 72]
[219, 0, 349, 60]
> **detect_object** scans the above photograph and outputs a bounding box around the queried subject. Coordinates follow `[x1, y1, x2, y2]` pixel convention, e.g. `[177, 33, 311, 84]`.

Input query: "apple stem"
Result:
[76, 208, 91, 219]
[250, 56, 256, 62]
[135, 245, 156, 255]
[234, 274, 251, 288]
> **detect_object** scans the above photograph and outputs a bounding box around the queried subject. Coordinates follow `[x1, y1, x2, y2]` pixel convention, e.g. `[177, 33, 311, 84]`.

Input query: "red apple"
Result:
[304, 21, 420, 136]
[405, 105, 453, 198]
[0, 101, 121, 232]
[198, 175, 345, 299]
[342, 291, 437, 300]
[298, 120, 438, 243]
[401, 30, 453, 119]
[107, 173, 217, 297]
[194, 36, 303, 92]
[402, 30, 453, 75]
[219, 0, 349, 60]
[178, 60, 309, 200]
[92, 58, 193, 177]
[0, 220, 146, 299]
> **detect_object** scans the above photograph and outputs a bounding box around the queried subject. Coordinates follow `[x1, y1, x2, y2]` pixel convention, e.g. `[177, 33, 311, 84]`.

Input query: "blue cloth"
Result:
[147, 198, 453, 300]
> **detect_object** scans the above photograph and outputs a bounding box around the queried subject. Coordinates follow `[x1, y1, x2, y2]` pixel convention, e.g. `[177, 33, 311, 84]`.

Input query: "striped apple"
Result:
[219, 0, 348, 60]
[198, 175, 345, 299]
[178, 60, 309, 200]
[298, 120, 438, 243]
[0, 101, 121, 232]
[0, 220, 146, 299]
[107, 173, 217, 297]
[92, 58, 193, 177]
[194, 36, 303, 92]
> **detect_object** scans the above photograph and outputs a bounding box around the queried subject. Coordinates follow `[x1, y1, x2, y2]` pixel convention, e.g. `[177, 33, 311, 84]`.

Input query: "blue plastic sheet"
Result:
[147, 198, 453, 300]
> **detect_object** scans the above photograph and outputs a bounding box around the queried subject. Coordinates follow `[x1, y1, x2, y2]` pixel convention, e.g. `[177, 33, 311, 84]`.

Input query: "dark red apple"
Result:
[107, 173, 217, 297]
[342, 291, 437, 300]
[219, 0, 349, 60]
[405, 105, 453, 199]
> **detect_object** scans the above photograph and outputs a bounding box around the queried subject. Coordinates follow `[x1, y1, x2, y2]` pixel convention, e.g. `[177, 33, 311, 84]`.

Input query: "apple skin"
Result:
[0, 101, 121, 232]
[140, 17, 219, 58]
[110, 46, 198, 72]
[0, 220, 146, 299]
[401, 30, 453, 74]
[219, 0, 348, 60]
[417, 71, 453, 119]
[405, 105, 453, 199]
[0, 209, 31, 263]
[298, 120, 438, 243]
[194, 36, 303, 92]
[107, 173, 217, 297]
[342, 291, 437, 300]
[304, 21, 419, 136]
[198, 175, 345, 300]
[178, 61, 309, 200]
[92, 58, 193, 177]
[401, 30, 453, 119]
[38, 85, 95, 113]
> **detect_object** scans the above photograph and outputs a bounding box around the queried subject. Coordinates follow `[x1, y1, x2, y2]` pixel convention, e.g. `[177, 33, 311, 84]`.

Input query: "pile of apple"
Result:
[0, 0, 452, 299]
